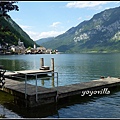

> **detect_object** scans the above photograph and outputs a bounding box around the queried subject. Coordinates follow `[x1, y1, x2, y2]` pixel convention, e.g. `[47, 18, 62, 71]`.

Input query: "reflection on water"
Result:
[1, 86, 120, 118]
[0, 53, 120, 118]
[25, 75, 57, 88]
[0, 91, 21, 118]
[48, 86, 120, 118]
[1, 53, 120, 86]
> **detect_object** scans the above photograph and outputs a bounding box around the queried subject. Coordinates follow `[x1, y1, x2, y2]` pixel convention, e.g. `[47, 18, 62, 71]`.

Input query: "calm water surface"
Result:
[0, 53, 120, 118]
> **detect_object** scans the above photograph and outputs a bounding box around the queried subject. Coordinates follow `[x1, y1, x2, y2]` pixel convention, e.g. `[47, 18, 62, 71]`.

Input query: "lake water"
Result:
[0, 53, 120, 118]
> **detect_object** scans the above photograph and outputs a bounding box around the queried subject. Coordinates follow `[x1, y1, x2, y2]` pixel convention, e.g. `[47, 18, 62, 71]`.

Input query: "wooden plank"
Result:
[4, 78, 56, 95]
[5, 77, 119, 96]
[5, 69, 52, 75]
[4, 69, 53, 79]
[55, 77, 120, 98]
[15, 69, 53, 74]
[2, 77, 120, 96]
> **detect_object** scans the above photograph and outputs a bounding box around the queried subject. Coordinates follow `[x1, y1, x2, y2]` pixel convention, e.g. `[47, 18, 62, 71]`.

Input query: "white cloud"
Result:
[78, 17, 82, 21]
[19, 25, 33, 29]
[50, 22, 61, 28]
[14, 18, 22, 22]
[66, 1, 120, 8]
[18, 23, 65, 40]
[39, 31, 64, 38]
[25, 30, 65, 41]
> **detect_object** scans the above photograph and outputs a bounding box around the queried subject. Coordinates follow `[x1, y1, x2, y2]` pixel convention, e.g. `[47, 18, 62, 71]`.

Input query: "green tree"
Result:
[0, 1, 19, 17]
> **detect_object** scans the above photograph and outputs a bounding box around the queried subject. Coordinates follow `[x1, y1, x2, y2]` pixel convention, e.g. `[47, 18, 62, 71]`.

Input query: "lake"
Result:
[0, 53, 120, 118]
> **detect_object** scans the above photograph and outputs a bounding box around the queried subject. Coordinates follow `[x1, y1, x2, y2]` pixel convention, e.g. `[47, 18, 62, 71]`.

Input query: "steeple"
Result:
[34, 44, 36, 49]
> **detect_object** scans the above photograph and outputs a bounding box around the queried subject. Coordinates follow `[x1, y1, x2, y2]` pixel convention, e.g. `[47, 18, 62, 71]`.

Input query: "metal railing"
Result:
[13, 71, 59, 102]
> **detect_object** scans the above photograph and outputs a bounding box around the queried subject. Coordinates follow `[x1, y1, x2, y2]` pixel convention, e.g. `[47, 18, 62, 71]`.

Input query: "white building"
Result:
[10, 39, 26, 54]
[34, 44, 36, 49]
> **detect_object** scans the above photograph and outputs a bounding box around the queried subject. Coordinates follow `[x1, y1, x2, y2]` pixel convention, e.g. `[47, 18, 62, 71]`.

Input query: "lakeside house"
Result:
[0, 43, 9, 54]
[0, 39, 59, 54]
[10, 39, 26, 54]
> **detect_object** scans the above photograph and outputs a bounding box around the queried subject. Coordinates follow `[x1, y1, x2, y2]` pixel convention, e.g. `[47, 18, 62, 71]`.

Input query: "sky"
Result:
[8, 1, 120, 41]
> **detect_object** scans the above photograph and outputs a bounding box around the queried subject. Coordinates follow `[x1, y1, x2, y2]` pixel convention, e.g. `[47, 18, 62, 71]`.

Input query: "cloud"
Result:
[39, 31, 64, 39]
[78, 17, 82, 21]
[14, 18, 22, 22]
[19, 25, 33, 29]
[25, 30, 65, 41]
[18, 23, 65, 40]
[66, 1, 120, 8]
[50, 22, 61, 28]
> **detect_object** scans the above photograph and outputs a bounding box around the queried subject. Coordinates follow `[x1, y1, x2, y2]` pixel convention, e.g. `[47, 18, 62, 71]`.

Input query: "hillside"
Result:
[0, 16, 36, 48]
[40, 6, 120, 53]
[36, 37, 54, 45]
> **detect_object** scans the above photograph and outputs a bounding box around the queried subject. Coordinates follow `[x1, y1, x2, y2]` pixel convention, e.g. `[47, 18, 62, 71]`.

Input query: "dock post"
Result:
[25, 74, 27, 99]
[52, 77, 54, 87]
[35, 74, 38, 102]
[51, 58, 54, 72]
[56, 72, 59, 103]
[40, 58, 44, 68]
[51, 58, 54, 77]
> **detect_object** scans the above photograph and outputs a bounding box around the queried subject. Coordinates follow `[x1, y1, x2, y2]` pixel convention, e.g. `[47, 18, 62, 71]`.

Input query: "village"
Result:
[0, 39, 59, 55]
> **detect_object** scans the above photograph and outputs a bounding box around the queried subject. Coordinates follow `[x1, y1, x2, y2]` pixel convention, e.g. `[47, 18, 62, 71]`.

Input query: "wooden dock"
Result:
[1, 78, 57, 107]
[1, 70, 120, 108]
[56, 77, 120, 99]
[4, 69, 53, 79]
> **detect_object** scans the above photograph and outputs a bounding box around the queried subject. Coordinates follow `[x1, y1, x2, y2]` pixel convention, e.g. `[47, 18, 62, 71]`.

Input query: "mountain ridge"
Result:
[0, 16, 36, 48]
[37, 6, 120, 53]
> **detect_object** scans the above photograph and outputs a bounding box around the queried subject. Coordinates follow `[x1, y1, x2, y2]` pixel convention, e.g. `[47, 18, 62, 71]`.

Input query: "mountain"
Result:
[36, 37, 54, 46]
[40, 6, 120, 53]
[0, 16, 36, 48]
